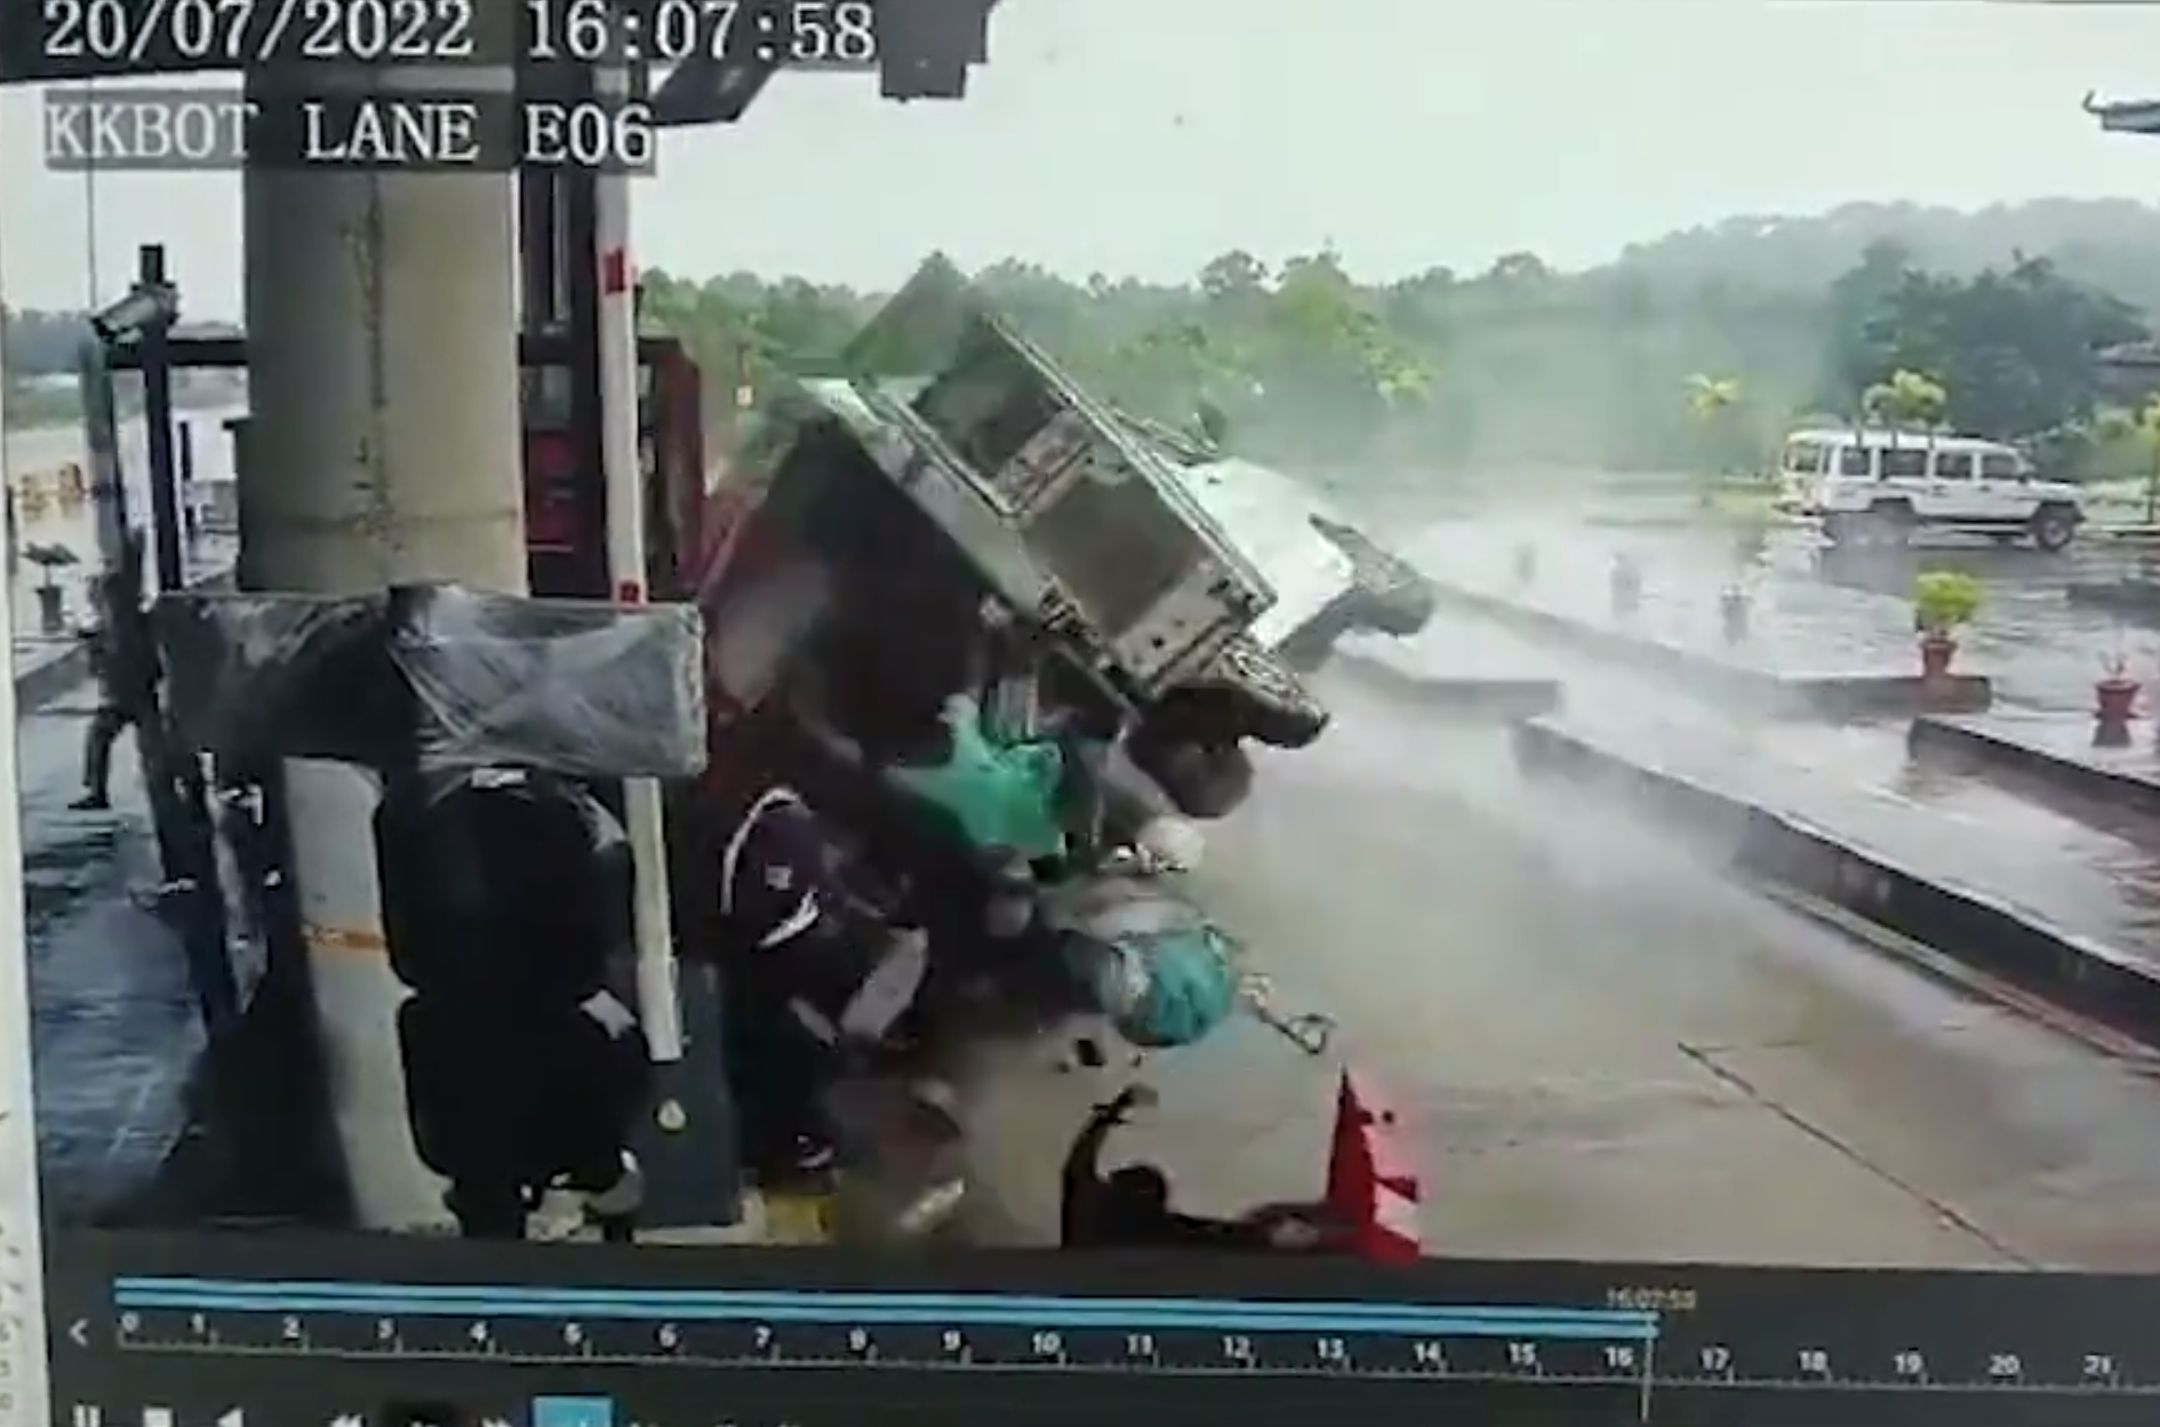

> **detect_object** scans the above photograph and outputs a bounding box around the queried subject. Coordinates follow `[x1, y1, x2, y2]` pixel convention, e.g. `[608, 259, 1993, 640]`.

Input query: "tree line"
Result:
[642, 234, 2156, 484]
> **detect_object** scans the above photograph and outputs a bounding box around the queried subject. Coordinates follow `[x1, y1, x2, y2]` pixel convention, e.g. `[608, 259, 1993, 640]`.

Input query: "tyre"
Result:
[2030, 505, 2078, 553]
[1124, 732, 1253, 820]
[1309, 519, 1436, 637]
[1861, 502, 1916, 547]
[1147, 635, 1331, 751]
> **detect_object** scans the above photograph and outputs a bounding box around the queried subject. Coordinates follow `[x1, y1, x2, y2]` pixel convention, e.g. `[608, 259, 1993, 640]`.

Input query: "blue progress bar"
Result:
[114, 1277, 1658, 1341]
[532, 1399, 612, 1427]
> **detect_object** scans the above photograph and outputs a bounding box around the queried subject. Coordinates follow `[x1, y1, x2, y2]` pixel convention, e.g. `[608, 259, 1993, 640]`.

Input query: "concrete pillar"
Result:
[241, 172, 524, 594]
[241, 157, 523, 1232]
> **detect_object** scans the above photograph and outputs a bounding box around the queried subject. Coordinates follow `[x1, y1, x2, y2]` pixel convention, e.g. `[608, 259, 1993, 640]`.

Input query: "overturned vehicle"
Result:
[694, 258, 1434, 829]
[672, 262, 1429, 1246]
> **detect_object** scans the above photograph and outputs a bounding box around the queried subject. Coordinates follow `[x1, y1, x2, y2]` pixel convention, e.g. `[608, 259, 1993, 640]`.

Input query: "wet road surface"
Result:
[1413, 518, 2160, 709]
[17, 689, 203, 1219]
[963, 517, 2160, 1269]
[1194, 671, 2160, 1269]
[25, 499, 2160, 1272]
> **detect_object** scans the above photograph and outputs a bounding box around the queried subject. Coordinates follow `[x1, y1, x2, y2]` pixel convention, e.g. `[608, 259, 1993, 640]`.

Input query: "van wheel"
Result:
[1862, 502, 1916, 547]
[2030, 506, 2077, 553]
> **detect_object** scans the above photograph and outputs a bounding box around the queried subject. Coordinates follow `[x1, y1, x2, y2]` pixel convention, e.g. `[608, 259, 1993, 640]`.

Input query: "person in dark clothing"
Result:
[71, 539, 154, 813]
[709, 769, 932, 1184]
[1061, 1085, 1268, 1250]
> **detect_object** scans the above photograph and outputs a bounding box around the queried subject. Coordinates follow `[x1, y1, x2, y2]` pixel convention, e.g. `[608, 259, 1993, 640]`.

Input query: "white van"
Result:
[1777, 427, 2084, 550]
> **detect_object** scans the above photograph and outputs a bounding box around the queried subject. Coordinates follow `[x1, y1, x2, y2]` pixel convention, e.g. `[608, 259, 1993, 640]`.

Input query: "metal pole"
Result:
[138, 246, 185, 595]
[81, 304, 238, 1035]
[178, 418, 199, 548]
[588, 124, 684, 1072]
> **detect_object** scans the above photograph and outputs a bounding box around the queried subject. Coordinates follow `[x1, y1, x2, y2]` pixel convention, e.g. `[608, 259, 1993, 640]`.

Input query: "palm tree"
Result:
[1685, 373, 1743, 480]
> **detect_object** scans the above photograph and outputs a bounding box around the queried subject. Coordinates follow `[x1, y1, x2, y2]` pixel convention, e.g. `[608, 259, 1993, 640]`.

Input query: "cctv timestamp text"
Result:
[30, 0, 481, 72]
[523, 0, 878, 68]
[41, 85, 659, 172]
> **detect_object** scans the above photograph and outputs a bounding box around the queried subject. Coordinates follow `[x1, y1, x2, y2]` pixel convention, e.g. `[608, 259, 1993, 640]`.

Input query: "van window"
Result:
[1934, 450, 1975, 480]
[1981, 452, 2022, 480]
[1881, 448, 1928, 479]
[1838, 445, 1873, 478]
[1782, 441, 1827, 476]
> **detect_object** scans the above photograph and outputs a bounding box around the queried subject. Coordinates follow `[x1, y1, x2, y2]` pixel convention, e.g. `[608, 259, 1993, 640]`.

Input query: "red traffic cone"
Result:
[1323, 1069, 1421, 1264]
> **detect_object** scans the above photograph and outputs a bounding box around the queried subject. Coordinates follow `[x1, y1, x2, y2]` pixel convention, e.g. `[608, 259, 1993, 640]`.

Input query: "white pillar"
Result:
[0, 149, 56, 1426]
[243, 151, 524, 1232]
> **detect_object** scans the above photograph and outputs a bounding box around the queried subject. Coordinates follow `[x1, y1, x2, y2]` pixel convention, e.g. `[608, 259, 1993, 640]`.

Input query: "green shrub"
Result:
[1914, 570, 1983, 635]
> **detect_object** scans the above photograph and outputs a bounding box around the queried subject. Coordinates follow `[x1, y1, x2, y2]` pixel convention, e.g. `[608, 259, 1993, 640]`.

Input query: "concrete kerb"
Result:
[1428, 579, 1991, 718]
[1909, 716, 2160, 819]
[13, 565, 236, 713]
[1511, 717, 2160, 1053]
[2066, 581, 2160, 621]
[1330, 651, 1563, 720]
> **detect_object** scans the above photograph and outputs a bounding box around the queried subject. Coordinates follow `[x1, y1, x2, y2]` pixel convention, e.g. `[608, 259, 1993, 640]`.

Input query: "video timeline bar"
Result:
[97, 1275, 1666, 1388]
[113, 1276, 1663, 1339]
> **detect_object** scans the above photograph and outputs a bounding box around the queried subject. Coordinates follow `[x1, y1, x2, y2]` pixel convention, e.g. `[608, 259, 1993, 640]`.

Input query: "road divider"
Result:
[1428, 578, 1991, 717]
[1512, 715, 2160, 1053]
[1911, 712, 2160, 817]
[12, 562, 235, 713]
[1331, 652, 1562, 720]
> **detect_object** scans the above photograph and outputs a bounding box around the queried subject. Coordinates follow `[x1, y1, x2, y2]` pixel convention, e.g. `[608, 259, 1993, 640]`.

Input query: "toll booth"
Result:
[520, 332, 710, 603]
[129, 332, 711, 605]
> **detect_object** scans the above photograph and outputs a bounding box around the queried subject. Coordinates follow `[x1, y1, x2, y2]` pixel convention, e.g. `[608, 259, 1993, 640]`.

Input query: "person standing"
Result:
[71, 532, 153, 813]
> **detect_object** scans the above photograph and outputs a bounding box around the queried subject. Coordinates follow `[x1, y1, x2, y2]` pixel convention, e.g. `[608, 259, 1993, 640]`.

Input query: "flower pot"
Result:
[2098, 678, 2140, 725]
[1919, 635, 1957, 679]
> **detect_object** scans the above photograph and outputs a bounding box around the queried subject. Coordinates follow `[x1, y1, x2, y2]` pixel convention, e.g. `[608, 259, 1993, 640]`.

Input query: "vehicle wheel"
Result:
[1862, 502, 1916, 547]
[1124, 732, 1253, 820]
[1148, 635, 1331, 751]
[1309, 518, 1436, 638]
[2030, 506, 2077, 552]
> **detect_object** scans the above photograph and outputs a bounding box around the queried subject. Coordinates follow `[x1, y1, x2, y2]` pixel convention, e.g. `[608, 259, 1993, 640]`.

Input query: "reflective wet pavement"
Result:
[17, 688, 203, 1220]
[1164, 667, 2160, 1269]
[31, 496, 2160, 1270]
[1410, 518, 2160, 710]
[963, 511, 2160, 1269]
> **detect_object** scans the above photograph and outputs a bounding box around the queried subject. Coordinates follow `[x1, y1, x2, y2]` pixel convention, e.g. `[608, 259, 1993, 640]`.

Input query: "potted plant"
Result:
[24, 542, 77, 637]
[2099, 651, 2140, 726]
[1913, 570, 1982, 678]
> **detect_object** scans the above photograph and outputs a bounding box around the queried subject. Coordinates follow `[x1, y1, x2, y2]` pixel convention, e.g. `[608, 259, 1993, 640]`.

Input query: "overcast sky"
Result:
[5, 0, 2160, 320]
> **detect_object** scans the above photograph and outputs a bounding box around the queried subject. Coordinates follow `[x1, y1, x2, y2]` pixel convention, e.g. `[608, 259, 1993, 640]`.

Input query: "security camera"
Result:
[90, 282, 178, 345]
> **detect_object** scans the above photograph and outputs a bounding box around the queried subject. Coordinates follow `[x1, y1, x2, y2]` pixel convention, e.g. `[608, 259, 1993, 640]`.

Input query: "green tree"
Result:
[1685, 373, 1745, 476]
[1863, 368, 1948, 440]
